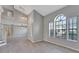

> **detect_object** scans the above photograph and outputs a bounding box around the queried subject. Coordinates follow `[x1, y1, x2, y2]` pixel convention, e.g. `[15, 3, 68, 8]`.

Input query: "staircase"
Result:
[0, 40, 6, 46]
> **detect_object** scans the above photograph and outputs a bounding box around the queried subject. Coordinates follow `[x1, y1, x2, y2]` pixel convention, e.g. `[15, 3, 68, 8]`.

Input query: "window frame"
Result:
[49, 21, 54, 38]
[67, 16, 78, 42]
[54, 14, 67, 39]
[48, 14, 78, 42]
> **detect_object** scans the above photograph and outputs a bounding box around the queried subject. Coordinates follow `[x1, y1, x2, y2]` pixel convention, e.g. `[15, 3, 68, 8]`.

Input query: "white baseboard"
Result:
[44, 39, 79, 52]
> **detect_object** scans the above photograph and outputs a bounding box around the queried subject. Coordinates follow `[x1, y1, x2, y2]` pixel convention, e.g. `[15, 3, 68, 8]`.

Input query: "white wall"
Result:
[28, 10, 43, 42]
[33, 10, 43, 42]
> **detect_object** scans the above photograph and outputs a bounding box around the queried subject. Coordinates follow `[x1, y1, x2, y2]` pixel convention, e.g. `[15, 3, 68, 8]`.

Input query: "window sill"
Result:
[67, 39, 77, 42]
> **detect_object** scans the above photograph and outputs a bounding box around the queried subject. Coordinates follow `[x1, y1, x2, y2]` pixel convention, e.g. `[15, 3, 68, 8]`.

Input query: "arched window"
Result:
[54, 14, 67, 39]
[49, 14, 78, 42]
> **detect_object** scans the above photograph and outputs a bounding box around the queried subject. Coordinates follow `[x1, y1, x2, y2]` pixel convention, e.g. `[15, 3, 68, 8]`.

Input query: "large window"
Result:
[55, 14, 67, 39]
[68, 17, 77, 40]
[49, 14, 78, 42]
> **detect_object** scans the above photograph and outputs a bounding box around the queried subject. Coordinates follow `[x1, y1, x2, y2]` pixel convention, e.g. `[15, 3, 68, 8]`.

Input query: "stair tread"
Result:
[0, 41, 5, 44]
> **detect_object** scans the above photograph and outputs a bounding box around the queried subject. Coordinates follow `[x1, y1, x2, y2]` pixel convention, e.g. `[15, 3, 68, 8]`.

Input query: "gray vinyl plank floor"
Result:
[0, 38, 78, 53]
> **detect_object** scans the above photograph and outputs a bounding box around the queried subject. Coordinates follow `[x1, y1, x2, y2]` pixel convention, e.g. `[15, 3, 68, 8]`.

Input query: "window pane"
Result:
[58, 16, 61, 20]
[56, 22, 59, 25]
[69, 30, 73, 35]
[73, 24, 77, 28]
[70, 18, 73, 24]
[69, 24, 73, 29]
[50, 29, 53, 37]
[49, 22, 53, 29]
[63, 21, 66, 24]
[72, 17, 77, 24]
[61, 16, 66, 21]
[56, 25, 59, 29]
[59, 21, 63, 25]
[63, 25, 66, 29]
[56, 19, 59, 21]
[69, 34, 73, 39]
[73, 30, 77, 34]
[68, 16, 77, 40]
[73, 35, 77, 40]
[55, 15, 67, 39]
[59, 25, 62, 29]
[49, 22, 53, 37]
[55, 29, 62, 37]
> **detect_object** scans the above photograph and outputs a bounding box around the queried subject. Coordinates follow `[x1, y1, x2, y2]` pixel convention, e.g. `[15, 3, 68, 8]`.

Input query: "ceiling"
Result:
[14, 5, 67, 16]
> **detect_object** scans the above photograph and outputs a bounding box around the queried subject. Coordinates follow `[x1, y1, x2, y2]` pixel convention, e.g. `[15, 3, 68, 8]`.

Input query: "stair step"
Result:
[0, 41, 6, 47]
[0, 41, 5, 44]
[0, 41, 3, 43]
[0, 40, 4, 43]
